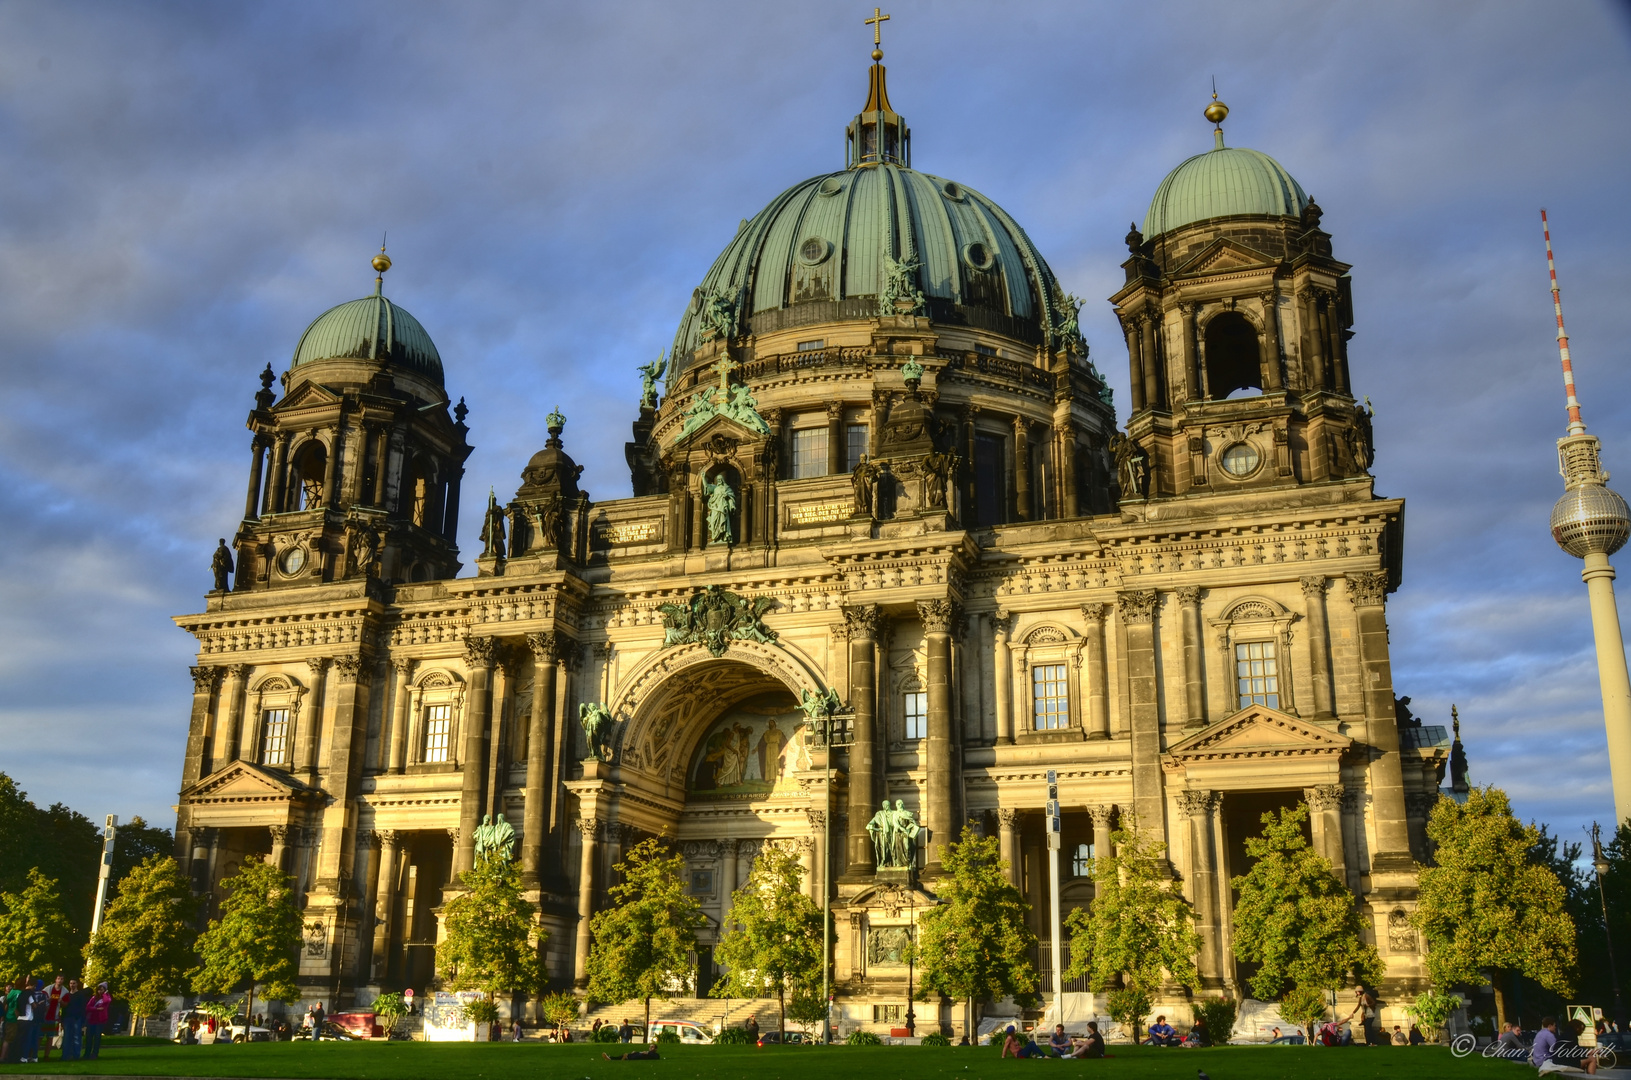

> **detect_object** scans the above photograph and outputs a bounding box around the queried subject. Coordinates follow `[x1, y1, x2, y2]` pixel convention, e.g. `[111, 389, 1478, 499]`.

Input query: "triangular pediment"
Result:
[672, 411, 767, 447]
[1172, 236, 1278, 278]
[273, 382, 341, 411]
[1164, 704, 1350, 768]
[182, 760, 312, 803]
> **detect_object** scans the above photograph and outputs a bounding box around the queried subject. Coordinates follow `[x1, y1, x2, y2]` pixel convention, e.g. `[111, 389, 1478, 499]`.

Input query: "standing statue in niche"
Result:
[579, 701, 617, 762]
[210, 539, 234, 592]
[851, 456, 879, 519]
[636, 354, 666, 410]
[1110, 433, 1149, 499]
[702, 476, 737, 546]
[921, 451, 956, 510]
[479, 489, 507, 559]
[866, 799, 921, 868]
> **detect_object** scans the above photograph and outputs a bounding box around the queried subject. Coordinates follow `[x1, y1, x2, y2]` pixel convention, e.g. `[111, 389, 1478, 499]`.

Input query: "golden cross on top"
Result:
[712, 353, 740, 397]
[866, 7, 890, 47]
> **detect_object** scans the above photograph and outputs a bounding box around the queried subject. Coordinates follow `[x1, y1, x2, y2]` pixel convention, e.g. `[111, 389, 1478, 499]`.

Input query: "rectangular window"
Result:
[975, 344, 997, 357]
[688, 870, 714, 896]
[902, 691, 927, 740]
[423, 703, 453, 763]
[1032, 663, 1069, 730]
[792, 426, 829, 479]
[797, 338, 826, 352]
[846, 424, 869, 471]
[973, 433, 1006, 527]
[1236, 641, 1280, 709]
[873, 1004, 902, 1023]
[259, 708, 290, 766]
[1072, 842, 1094, 877]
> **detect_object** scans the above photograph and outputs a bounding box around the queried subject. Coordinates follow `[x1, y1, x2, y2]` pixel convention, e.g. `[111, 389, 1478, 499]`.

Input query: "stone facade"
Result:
[173, 70, 1448, 1032]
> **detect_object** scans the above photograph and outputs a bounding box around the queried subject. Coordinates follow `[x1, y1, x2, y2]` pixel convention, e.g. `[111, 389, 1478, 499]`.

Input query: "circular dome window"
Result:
[797, 237, 832, 266]
[962, 241, 995, 271]
[818, 176, 844, 197]
[941, 180, 964, 201]
[1220, 442, 1262, 478]
[690, 287, 705, 314]
[279, 546, 307, 576]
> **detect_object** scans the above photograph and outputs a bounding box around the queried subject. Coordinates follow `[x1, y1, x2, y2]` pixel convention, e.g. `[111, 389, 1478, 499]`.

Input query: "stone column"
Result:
[918, 599, 957, 872]
[1346, 572, 1412, 868]
[300, 657, 330, 779]
[1118, 590, 1165, 843]
[805, 808, 827, 904]
[488, 653, 517, 820]
[1176, 587, 1206, 731]
[456, 636, 497, 875]
[372, 427, 390, 507]
[266, 433, 290, 516]
[1180, 790, 1224, 987]
[1302, 290, 1329, 390]
[842, 604, 882, 878]
[798, 838, 816, 901]
[221, 664, 250, 767]
[444, 466, 464, 545]
[993, 611, 1014, 745]
[243, 436, 267, 521]
[522, 631, 563, 887]
[1300, 576, 1336, 719]
[997, 808, 1021, 890]
[320, 425, 341, 509]
[1080, 604, 1110, 739]
[312, 653, 371, 892]
[573, 817, 599, 987]
[189, 826, 217, 896]
[268, 824, 289, 873]
[1013, 417, 1031, 522]
[1140, 314, 1162, 409]
[826, 401, 844, 476]
[371, 829, 401, 981]
[1179, 302, 1201, 401]
[1260, 290, 1284, 391]
[183, 666, 223, 785]
[720, 840, 739, 930]
[1060, 427, 1079, 519]
[1089, 805, 1115, 868]
[1124, 319, 1146, 412]
[385, 659, 414, 773]
[1304, 785, 1347, 883]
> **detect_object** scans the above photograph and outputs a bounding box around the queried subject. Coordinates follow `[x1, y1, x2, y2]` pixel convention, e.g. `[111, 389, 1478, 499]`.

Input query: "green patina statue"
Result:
[636, 354, 666, 410]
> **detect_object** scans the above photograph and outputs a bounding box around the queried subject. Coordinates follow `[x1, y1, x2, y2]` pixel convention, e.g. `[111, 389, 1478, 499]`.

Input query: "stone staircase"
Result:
[579, 997, 782, 1034]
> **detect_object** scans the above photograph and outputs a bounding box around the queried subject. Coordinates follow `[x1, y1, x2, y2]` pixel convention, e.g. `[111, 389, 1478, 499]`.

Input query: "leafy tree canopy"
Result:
[83, 855, 198, 1018]
[584, 837, 706, 1031]
[0, 869, 81, 981]
[0, 773, 98, 943]
[1230, 803, 1382, 999]
[711, 842, 823, 1035]
[436, 848, 545, 1004]
[192, 856, 302, 1018]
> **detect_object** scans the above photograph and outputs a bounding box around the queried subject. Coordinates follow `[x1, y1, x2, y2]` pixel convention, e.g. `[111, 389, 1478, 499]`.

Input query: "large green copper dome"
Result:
[669, 163, 1069, 368]
[1143, 134, 1308, 238]
[291, 290, 443, 386]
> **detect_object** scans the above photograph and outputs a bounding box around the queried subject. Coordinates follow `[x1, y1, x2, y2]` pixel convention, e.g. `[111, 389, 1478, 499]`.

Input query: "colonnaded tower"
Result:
[173, 36, 1449, 1032]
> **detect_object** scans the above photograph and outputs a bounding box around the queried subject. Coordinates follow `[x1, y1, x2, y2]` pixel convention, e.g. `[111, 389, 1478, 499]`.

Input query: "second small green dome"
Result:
[1144, 141, 1308, 238]
[290, 292, 444, 386]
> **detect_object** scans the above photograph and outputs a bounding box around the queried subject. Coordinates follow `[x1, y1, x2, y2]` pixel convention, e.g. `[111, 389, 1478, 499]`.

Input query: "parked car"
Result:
[329, 1011, 384, 1039]
[223, 1022, 273, 1043]
[648, 1021, 714, 1045]
[757, 1030, 812, 1046]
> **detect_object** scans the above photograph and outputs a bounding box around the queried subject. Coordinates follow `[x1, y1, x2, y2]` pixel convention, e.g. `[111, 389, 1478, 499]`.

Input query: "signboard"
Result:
[1568, 1005, 1599, 1048]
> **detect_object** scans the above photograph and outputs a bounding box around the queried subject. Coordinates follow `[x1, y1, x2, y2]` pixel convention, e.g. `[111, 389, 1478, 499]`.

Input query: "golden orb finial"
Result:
[372, 237, 391, 275]
[872, 47, 883, 61]
[1204, 92, 1229, 127]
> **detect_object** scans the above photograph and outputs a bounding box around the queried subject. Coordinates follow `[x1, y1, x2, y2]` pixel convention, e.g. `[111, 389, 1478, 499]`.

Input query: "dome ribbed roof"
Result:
[670, 163, 1067, 370]
[1144, 141, 1308, 238]
[291, 292, 443, 385]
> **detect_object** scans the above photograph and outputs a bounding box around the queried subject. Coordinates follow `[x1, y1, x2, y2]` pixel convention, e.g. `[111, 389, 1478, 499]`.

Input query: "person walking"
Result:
[60, 979, 87, 1061]
[84, 982, 112, 1060]
[744, 1016, 758, 1045]
[618, 1017, 633, 1044]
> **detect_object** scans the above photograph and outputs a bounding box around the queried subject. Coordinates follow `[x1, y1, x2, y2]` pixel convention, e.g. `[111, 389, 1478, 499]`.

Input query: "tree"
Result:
[372, 992, 408, 1036]
[1231, 803, 1382, 1011]
[540, 991, 580, 1038]
[1280, 984, 1330, 1039]
[83, 856, 198, 1029]
[583, 837, 706, 1032]
[711, 842, 823, 1035]
[1405, 989, 1464, 1043]
[786, 990, 828, 1037]
[1413, 788, 1578, 1027]
[192, 856, 302, 1023]
[1064, 815, 1199, 1041]
[108, 818, 175, 896]
[436, 846, 546, 1014]
[0, 869, 81, 981]
[0, 774, 98, 944]
[913, 827, 1039, 1044]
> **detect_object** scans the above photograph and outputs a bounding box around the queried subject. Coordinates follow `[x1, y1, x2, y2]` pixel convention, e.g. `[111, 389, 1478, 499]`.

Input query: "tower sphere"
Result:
[1551, 483, 1631, 558]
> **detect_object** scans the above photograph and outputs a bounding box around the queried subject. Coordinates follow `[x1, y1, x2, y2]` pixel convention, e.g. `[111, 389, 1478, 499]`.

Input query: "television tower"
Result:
[1543, 210, 1631, 825]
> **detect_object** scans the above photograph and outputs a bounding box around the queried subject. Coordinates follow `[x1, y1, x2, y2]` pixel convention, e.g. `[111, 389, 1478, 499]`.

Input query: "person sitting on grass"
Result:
[603, 1048, 661, 1061]
[1067, 1022, 1106, 1059]
[1048, 1024, 1071, 1056]
[1181, 1017, 1210, 1047]
[1001, 1025, 1022, 1057]
[1146, 1015, 1178, 1046]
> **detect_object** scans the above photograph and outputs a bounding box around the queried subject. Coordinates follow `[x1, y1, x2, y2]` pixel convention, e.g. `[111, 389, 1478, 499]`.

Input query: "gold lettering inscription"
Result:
[788, 501, 849, 525]
[602, 521, 659, 545]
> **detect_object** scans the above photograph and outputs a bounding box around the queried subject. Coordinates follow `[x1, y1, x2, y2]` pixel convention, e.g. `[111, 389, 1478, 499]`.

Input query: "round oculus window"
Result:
[280, 546, 307, 575]
[1220, 442, 1261, 478]
[797, 237, 832, 265]
[962, 241, 994, 271]
[941, 180, 964, 201]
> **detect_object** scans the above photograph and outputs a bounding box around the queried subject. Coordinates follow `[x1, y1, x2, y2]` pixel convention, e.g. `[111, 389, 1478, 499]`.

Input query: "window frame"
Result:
[790, 423, 830, 479]
[1013, 624, 1083, 739]
[1209, 596, 1298, 717]
[902, 690, 927, 741]
[408, 669, 466, 767]
[245, 673, 307, 767]
[259, 707, 292, 767]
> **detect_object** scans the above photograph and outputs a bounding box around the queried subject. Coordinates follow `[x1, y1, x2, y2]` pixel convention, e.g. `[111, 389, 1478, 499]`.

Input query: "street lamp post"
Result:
[904, 890, 916, 1037]
[1592, 822, 1626, 1027]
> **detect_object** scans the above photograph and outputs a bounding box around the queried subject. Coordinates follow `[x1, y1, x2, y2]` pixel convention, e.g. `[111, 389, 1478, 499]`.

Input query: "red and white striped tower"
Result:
[1543, 209, 1588, 436]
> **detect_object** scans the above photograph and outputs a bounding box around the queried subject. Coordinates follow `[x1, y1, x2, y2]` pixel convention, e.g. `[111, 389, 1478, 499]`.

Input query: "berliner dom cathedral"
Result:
[173, 21, 1446, 1034]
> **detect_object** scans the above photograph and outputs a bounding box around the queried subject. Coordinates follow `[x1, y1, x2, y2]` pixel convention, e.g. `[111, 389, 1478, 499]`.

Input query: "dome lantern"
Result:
[846, 9, 909, 169]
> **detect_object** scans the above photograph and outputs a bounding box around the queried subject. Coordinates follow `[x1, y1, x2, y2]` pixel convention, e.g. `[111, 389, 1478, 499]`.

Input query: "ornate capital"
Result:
[463, 635, 498, 669]
[359, 829, 380, 849]
[391, 657, 416, 677]
[842, 603, 883, 641]
[1305, 784, 1345, 812]
[828, 620, 851, 644]
[375, 828, 401, 847]
[1088, 804, 1116, 828]
[991, 609, 1013, 640]
[268, 825, 288, 844]
[306, 656, 332, 678]
[576, 817, 601, 841]
[526, 630, 569, 664]
[1079, 603, 1108, 625]
[996, 807, 1020, 829]
[1340, 788, 1364, 814]
[595, 640, 616, 661]
[916, 599, 956, 635]
[1177, 789, 1220, 817]
[804, 808, 827, 830]
[446, 827, 460, 845]
[1117, 589, 1158, 624]
[226, 663, 252, 681]
[1300, 575, 1328, 599]
[333, 655, 363, 683]
[1405, 792, 1440, 819]
[1346, 571, 1388, 609]
[1174, 586, 1203, 607]
[190, 665, 224, 693]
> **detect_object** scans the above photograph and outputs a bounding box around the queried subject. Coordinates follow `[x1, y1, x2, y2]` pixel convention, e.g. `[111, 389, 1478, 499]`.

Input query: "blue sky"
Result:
[2, 1, 1629, 847]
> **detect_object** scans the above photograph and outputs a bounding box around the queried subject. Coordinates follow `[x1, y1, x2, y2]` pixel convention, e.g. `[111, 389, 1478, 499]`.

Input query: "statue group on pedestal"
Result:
[473, 813, 516, 863]
[866, 799, 921, 868]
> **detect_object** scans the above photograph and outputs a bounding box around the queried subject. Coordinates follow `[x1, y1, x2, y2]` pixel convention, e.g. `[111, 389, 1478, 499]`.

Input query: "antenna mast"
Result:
[1542, 209, 1587, 436]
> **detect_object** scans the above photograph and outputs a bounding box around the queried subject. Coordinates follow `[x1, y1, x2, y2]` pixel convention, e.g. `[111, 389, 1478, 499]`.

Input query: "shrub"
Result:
[716, 1026, 753, 1045]
[1106, 987, 1152, 1039]
[372, 992, 407, 1035]
[921, 1031, 951, 1046]
[1193, 998, 1236, 1046]
[1279, 985, 1329, 1037]
[593, 1024, 623, 1043]
[465, 999, 500, 1024]
[846, 1029, 883, 1045]
[655, 1028, 681, 1044]
[1405, 990, 1463, 1043]
[540, 992, 580, 1031]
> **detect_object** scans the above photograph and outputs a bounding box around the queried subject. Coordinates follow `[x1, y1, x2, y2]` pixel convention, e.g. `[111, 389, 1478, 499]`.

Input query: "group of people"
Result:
[999, 1022, 1108, 1059]
[1514, 1015, 1619, 1074]
[0, 976, 113, 1063]
[1143, 1014, 1212, 1047]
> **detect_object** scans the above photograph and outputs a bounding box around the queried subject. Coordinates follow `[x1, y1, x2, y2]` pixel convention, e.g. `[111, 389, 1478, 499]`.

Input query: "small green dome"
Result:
[290, 292, 443, 385]
[1143, 138, 1308, 238]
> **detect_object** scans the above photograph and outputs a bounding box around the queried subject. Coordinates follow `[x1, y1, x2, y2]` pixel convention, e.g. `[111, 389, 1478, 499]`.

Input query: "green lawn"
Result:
[15, 1039, 1525, 1080]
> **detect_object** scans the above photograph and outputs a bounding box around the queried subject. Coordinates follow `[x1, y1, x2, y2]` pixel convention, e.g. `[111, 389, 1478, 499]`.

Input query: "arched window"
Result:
[288, 441, 327, 511]
[1204, 312, 1263, 399]
[1072, 842, 1093, 877]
